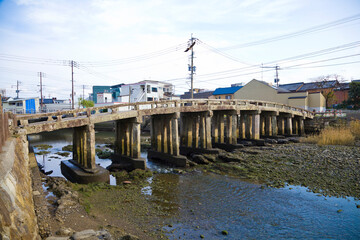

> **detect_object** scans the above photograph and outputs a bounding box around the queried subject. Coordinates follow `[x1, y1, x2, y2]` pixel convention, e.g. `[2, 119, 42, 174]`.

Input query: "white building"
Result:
[96, 92, 113, 104]
[2, 97, 40, 114]
[119, 80, 175, 103]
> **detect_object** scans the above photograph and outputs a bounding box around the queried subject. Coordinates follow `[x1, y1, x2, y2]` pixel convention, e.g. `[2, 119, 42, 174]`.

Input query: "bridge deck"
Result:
[12, 99, 313, 134]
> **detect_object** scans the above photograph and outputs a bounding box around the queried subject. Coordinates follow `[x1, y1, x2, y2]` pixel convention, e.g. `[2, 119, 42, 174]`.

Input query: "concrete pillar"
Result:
[73, 123, 96, 170]
[299, 118, 305, 136]
[260, 116, 266, 137]
[186, 115, 193, 147]
[286, 117, 293, 135]
[278, 117, 285, 135]
[115, 118, 141, 159]
[149, 113, 186, 167]
[265, 115, 272, 136]
[246, 114, 252, 139]
[293, 118, 299, 135]
[231, 114, 237, 144]
[205, 111, 212, 149]
[200, 114, 206, 148]
[251, 113, 260, 140]
[219, 113, 225, 144]
[239, 114, 246, 139]
[271, 115, 278, 136]
[171, 116, 180, 155]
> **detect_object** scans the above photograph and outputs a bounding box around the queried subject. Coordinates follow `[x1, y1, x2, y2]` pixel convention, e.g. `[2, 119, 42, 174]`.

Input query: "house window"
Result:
[147, 85, 151, 93]
[105, 97, 108, 103]
[16, 102, 23, 106]
[225, 95, 231, 99]
[152, 87, 158, 92]
[147, 97, 153, 101]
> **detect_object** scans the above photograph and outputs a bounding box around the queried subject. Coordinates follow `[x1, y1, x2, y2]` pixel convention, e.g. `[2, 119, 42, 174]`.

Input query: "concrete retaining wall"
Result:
[0, 133, 40, 240]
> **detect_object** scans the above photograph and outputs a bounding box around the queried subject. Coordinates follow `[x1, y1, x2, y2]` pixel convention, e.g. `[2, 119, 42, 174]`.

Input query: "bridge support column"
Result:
[252, 113, 260, 140]
[260, 116, 266, 137]
[261, 111, 278, 137]
[299, 118, 305, 136]
[149, 113, 187, 167]
[211, 110, 241, 151]
[180, 111, 219, 155]
[265, 115, 272, 136]
[271, 115, 278, 136]
[277, 117, 285, 135]
[239, 114, 246, 139]
[111, 117, 146, 170]
[72, 124, 96, 170]
[286, 116, 293, 135]
[61, 123, 109, 184]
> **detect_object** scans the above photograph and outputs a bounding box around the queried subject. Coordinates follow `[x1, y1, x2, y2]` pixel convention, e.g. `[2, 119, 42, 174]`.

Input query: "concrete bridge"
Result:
[11, 99, 314, 183]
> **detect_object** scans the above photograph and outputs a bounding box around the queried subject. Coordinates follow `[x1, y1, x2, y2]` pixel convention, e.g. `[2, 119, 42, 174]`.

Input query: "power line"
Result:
[221, 13, 360, 50]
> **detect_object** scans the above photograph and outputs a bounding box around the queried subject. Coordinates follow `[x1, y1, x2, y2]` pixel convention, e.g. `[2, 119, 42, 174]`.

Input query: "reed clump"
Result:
[349, 119, 360, 139]
[303, 124, 356, 146]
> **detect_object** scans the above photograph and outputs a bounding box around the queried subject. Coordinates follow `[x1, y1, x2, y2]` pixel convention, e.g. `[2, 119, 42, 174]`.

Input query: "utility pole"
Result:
[12, 81, 21, 98]
[262, 65, 281, 87]
[38, 72, 45, 112]
[71, 61, 75, 110]
[185, 34, 197, 99]
[16, 80, 20, 98]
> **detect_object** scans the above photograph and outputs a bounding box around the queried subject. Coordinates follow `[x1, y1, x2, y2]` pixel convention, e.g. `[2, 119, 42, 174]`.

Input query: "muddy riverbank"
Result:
[198, 141, 360, 199]
[29, 130, 360, 239]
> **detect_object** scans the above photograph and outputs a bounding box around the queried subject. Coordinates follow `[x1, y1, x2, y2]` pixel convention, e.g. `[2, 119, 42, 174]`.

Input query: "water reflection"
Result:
[28, 130, 360, 239]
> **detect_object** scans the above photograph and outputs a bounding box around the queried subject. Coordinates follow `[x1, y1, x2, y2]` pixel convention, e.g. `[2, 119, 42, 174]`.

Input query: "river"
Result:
[28, 129, 360, 239]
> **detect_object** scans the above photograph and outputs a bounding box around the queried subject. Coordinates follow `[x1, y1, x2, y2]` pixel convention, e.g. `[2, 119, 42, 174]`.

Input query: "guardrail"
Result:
[0, 96, 10, 152]
[314, 110, 347, 118]
[13, 99, 314, 127]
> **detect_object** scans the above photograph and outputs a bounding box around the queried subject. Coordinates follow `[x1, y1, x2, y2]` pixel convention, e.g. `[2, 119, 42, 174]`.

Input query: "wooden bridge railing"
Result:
[0, 96, 10, 152]
[13, 99, 314, 127]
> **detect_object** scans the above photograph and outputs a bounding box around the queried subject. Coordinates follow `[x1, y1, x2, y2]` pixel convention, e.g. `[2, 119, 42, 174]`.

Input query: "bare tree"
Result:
[312, 74, 343, 107]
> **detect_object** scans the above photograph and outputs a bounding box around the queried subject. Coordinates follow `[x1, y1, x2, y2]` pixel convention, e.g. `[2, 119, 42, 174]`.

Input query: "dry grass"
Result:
[349, 119, 360, 139]
[303, 126, 355, 146]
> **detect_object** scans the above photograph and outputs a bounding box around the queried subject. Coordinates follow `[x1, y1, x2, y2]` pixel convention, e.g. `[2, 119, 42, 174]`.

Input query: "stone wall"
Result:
[0, 132, 40, 240]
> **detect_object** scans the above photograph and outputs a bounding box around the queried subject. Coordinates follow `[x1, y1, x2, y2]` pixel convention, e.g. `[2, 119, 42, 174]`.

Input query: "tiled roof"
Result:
[181, 91, 214, 99]
[212, 86, 242, 95]
[279, 82, 304, 92]
[298, 80, 338, 91]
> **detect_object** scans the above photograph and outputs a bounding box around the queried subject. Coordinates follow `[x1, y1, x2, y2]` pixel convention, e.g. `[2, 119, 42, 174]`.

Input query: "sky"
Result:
[0, 0, 360, 100]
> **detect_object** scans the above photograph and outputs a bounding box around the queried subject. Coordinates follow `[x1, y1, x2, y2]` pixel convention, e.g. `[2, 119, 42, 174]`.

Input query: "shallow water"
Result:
[28, 129, 360, 239]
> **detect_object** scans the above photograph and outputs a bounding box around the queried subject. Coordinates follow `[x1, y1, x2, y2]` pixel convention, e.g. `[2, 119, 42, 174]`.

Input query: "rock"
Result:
[71, 229, 97, 240]
[56, 227, 74, 236]
[120, 234, 140, 240]
[254, 139, 265, 146]
[277, 139, 289, 144]
[33, 190, 41, 196]
[221, 230, 228, 235]
[288, 137, 300, 143]
[239, 140, 254, 146]
[46, 237, 70, 240]
[96, 230, 112, 240]
[187, 160, 198, 167]
[200, 234, 205, 238]
[337, 209, 343, 213]
[203, 154, 216, 162]
[191, 154, 210, 165]
[265, 138, 278, 144]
